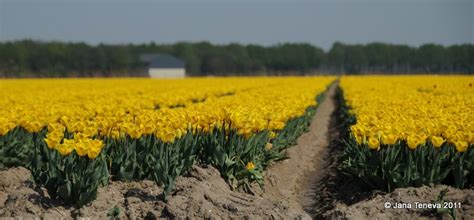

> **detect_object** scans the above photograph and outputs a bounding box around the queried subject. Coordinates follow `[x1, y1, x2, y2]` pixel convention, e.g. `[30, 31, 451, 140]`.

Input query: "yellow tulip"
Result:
[381, 134, 398, 145]
[87, 139, 104, 159]
[246, 162, 256, 171]
[74, 139, 88, 157]
[44, 137, 60, 149]
[56, 140, 75, 156]
[368, 137, 380, 150]
[407, 135, 420, 150]
[430, 136, 445, 148]
[24, 121, 43, 133]
[454, 141, 468, 153]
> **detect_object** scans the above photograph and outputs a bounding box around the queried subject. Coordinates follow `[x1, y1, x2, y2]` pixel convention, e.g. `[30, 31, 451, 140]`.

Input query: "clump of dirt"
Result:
[0, 167, 30, 189]
[0, 167, 36, 216]
[165, 165, 307, 219]
[325, 185, 474, 219]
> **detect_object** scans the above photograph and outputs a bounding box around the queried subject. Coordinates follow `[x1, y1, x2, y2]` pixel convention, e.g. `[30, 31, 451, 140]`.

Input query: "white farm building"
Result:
[140, 54, 186, 78]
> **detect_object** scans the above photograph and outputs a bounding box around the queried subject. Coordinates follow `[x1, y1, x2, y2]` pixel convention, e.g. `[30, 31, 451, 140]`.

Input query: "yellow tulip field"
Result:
[339, 75, 474, 191]
[0, 77, 334, 206]
[1, 75, 472, 207]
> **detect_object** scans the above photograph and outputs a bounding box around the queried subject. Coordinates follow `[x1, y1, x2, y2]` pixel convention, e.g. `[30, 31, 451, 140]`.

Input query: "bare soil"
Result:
[0, 165, 297, 219]
[260, 82, 339, 218]
[1, 83, 473, 219]
[325, 185, 474, 220]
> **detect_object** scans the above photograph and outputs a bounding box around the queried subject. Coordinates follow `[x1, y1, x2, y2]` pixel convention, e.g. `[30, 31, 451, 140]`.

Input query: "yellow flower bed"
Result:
[0, 77, 334, 158]
[341, 75, 474, 152]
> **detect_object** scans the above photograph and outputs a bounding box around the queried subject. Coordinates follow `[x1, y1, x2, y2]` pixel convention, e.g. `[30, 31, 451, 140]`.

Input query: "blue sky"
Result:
[0, 0, 472, 50]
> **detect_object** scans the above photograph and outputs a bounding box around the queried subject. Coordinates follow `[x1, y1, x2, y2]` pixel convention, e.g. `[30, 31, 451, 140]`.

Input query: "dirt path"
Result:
[261, 82, 337, 217]
[0, 85, 338, 219]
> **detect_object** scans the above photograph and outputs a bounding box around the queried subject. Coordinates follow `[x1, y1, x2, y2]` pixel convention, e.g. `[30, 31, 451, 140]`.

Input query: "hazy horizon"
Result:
[0, 0, 472, 50]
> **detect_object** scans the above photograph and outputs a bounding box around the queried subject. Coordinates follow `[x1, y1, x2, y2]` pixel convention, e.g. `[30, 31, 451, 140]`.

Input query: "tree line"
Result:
[0, 40, 472, 77]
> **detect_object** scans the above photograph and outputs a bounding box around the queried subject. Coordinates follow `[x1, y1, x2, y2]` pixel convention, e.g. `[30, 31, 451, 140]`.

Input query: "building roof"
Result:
[140, 54, 185, 68]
